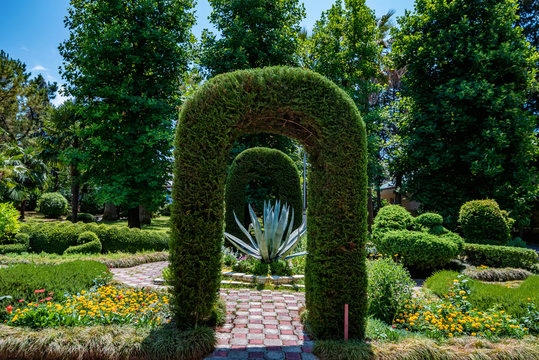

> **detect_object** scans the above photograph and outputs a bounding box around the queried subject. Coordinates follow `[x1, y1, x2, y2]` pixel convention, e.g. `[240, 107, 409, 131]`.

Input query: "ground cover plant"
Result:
[425, 271, 539, 320]
[0, 261, 109, 319]
[463, 266, 532, 282]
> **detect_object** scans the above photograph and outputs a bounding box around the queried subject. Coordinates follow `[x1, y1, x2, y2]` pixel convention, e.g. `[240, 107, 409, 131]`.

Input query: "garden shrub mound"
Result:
[425, 270, 539, 319]
[462, 243, 538, 270]
[64, 231, 102, 255]
[462, 267, 532, 282]
[225, 147, 302, 239]
[367, 258, 414, 324]
[0, 202, 21, 243]
[37, 192, 69, 218]
[0, 260, 108, 318]
[66, 213, 97, 223]
[372, 206, 464, 270]
[23, 222, 169, 254]
[458, 199, 513, 245]
[173, 66, 368, 339]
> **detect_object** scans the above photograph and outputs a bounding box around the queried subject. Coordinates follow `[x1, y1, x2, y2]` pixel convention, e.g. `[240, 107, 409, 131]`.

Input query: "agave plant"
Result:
[224, 200, 306, 263]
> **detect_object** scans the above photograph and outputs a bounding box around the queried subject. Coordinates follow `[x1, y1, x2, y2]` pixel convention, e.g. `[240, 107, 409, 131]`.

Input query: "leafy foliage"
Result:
[459, 199, 513, 245]
[225, 147, 302, 239]
[172, 67, 367, 339]
[392, 0, 539, 228]
[367, 257, 414, 324]
[462, 243, 538, 270]
[0, 202, 20, 242]
[59, 0, 196, 227]
[37, 193, 68, 218]
[371, 205, 414, 239]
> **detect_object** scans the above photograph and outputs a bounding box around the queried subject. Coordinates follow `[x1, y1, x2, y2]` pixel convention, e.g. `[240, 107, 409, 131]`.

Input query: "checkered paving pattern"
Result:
[111, 262, 317, 359]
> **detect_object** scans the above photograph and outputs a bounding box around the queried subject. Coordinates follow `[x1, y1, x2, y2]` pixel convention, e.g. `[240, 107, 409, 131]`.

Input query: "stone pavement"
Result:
[111, 262, 318, 360]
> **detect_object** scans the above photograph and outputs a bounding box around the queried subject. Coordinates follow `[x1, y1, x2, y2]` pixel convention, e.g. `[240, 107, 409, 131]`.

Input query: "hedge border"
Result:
[225, 147, 302, 239]
[172, 66, 368, 339]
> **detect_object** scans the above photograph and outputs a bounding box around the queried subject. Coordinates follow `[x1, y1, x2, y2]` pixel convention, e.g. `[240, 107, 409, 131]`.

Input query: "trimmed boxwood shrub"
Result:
[23, 222, 168, 254]
[372, 205, 414, 239]
[225, 147, 302, 239]
[37, 192, 68, 218]
[458, 199, 512, 245]
[414, 213, 443, 229]
[172, 66, 367, 339]
[462, 243, 538, 270]
[376, 230, 461, 270]
[66, 213, 97, 223]
[64, 231, 102, 255]
[0, 243, 27, 254]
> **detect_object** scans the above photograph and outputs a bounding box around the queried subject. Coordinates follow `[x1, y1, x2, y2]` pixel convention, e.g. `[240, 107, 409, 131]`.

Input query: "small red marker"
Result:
[344, 304, 349, 341]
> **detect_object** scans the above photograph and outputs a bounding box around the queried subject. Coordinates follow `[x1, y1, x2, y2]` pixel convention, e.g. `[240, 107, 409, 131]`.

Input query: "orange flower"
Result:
[6, 305, 13, 314]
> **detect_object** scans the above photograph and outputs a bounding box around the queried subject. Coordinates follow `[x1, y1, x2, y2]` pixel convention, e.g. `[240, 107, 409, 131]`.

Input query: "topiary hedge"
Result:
[37, 193, 69, 218]
[372, 205, 414, 240]
[458, 199, 513, 245]
[172, 66, 368, 339]
[22, 222, 168, 254]
[64, 231, 102, 255]
[225, 147, 302, 239]
[462, 243, 538, 270]
[66, 213, 97, 223]
[376, 230, 461, 270]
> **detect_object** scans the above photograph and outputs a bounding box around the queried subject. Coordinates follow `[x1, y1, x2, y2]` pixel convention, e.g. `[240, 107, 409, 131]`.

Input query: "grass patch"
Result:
[425, 271, 539, 318]
[0, 251, 169, 268]
[0, 324, 215, 360]
[463, 267, 532, 282]
[313, 336, 539, 360]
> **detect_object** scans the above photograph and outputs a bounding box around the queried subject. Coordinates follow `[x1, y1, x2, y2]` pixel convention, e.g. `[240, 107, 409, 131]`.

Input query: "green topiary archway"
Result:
[171, 66, 367, 340]
[225, 147, 303, 239]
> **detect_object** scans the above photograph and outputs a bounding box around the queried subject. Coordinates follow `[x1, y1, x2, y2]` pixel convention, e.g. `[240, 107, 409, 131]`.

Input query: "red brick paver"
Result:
[111, 262, 317, 359]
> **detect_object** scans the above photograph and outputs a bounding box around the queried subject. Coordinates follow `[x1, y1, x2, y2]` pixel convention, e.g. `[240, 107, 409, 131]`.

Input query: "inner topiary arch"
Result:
[172, 66, 367, 340]
[225, 147, 303, 239]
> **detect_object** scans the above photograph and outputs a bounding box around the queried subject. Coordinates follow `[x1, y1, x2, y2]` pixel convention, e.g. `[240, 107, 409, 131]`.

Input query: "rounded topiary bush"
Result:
[64, 231, 102, 255]
[459, 199, 511, 245]
[225, 147, 302, 239]
[66, 212, 97, 223]
[367, 257, 414, 324]
[415, 213, 443, 229]
[372, 205, 414, 239]
[37, 192, 69, 218]
[14, 233, 30, 247]
[376, 230, 460, 270]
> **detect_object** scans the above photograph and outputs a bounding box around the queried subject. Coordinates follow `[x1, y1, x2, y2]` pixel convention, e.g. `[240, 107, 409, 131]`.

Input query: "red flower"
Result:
[18, 299, 24, 303]
[6, 305, 12, 314]
[48, 292, 54, 295]
[34, 289, 45, 294]
[45, 297, 52, 301]
[39, 299, 45, 302]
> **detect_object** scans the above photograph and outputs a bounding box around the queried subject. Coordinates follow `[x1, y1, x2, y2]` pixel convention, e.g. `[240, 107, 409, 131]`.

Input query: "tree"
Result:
[199, 0, 306, 77]
[0, 51, 57, 146]
[392, 0, 539, 228]
[518, 0, 539, 49]
[59, 0, 196, 228]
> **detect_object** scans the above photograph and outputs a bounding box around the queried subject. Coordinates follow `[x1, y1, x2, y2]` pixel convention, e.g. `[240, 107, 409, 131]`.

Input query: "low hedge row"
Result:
[22, 222, 169, 254]
[462, 243, 538, 270]
[64, 232, 102, 255]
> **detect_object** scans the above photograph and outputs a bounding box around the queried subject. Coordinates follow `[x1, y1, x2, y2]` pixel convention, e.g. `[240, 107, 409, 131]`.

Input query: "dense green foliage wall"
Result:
[225, 147, 302, 239]
[392, 0, 539, 227]
[172, 66, 367, 339]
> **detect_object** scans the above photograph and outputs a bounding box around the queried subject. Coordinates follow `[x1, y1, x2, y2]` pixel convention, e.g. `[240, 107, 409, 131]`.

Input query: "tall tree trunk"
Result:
[367, 188, 374, 232]
[376, 186, 382, 212]
[71, 164, 80, 223]
[20, 199, 26, 220]
[395, 174, 403, 205]
[139, 205, 152, 225]
[103, 203, 118, 220]
[128, 206, 141, 228]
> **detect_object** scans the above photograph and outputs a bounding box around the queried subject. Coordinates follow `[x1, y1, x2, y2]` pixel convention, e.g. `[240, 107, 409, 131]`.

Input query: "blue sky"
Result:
[0, 0, 414, 106]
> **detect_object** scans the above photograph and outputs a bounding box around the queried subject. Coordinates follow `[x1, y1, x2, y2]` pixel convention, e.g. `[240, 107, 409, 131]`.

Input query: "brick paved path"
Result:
[111, 262, 317, 360]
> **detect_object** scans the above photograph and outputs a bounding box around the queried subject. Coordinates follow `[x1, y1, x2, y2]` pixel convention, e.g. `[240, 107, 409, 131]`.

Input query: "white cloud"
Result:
[31, 65, 47, 72]
[20, 46, 29, 52]
[51, 86, 72, 107]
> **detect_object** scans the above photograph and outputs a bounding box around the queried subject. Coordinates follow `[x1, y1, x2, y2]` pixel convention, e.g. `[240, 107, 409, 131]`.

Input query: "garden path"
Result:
[111, 262, 317, 360]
